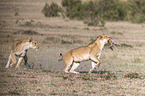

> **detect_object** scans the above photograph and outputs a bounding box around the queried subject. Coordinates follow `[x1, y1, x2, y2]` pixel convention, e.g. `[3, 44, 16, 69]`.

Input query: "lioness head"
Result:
[97, 35, 116, 51]
[28, 37, 39, 50]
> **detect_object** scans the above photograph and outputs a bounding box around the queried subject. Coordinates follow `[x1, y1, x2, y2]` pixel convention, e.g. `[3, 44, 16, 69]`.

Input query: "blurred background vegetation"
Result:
[42, 0, 145, 26]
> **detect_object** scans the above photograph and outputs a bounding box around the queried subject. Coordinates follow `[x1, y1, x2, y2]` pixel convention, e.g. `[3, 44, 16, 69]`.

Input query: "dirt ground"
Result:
[0, 0, 145, 95]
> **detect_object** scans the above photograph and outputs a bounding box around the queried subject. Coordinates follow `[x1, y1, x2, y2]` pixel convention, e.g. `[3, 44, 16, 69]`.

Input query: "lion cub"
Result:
[5, 37, 39, 69]
[59, 35, 116, 74]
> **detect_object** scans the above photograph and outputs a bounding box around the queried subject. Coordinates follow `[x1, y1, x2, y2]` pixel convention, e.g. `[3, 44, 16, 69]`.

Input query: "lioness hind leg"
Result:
[63, 57, 73, 73]
[5, 54, 12, 68]
[69, 62, 80, 74]
[15, 57, 23, 69]
[10, 53, 17, 67]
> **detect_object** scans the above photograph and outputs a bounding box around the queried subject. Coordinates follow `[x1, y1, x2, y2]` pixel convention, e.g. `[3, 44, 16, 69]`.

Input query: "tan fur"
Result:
[5, 37, 39, 69]
[59, 35, 114, 74]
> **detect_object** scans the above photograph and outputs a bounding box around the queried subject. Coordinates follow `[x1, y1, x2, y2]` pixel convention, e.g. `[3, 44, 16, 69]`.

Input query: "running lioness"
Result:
[5, 37, 39, 69]
[59, 35, 119, 74]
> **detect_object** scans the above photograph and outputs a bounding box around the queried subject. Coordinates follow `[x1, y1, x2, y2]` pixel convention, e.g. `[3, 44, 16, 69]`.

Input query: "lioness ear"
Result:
[29, 37, 33, 42]
[97, 35, 103, 39]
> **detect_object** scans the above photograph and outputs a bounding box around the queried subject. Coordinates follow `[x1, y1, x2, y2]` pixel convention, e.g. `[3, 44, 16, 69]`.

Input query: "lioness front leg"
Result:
[89, 56, 100, 73]
[23, 53, 29, 69]
[69, 62, 80, 74]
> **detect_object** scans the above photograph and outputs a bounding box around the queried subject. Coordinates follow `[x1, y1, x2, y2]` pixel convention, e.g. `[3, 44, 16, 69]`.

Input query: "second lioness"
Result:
[59, 35, 117, 74]
[5, 37, 39, 69]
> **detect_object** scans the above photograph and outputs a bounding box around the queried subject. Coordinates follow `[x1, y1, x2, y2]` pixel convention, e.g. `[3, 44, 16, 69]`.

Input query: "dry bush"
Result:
[61, 71, 117, 82]
[43, 36, 60, 44]
[13, 30, 42, 35]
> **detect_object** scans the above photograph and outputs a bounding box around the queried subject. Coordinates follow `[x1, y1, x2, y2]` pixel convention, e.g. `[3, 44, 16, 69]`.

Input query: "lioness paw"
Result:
[69, 71, 79, 74]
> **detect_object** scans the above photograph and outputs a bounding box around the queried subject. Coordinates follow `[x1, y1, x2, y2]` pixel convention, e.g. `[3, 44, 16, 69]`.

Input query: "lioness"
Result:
[59, 35, 118, 74]
[5, 37, 39, 69]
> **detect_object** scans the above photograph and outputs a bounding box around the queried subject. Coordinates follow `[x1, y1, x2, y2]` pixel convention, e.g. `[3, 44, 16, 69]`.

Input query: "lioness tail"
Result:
[58, 58, 63, 61]
[58, 53, 63, 61]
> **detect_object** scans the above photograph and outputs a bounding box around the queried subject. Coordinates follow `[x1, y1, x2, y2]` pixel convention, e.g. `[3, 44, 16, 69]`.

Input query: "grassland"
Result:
[0, 0, 144, 95]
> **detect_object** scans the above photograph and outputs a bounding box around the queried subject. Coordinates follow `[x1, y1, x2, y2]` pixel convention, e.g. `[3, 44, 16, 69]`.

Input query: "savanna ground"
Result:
[0, 0, 145, 95]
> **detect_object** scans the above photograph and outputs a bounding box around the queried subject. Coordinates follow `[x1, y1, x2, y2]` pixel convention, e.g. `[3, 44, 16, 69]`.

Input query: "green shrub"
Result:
[80, 72, 117, 81]
[62, 0, 105, 26]
[61, 0, 145, 24]
[124, 0, 145, 23]
[42, 0, 145, 26]
[97, 0, 119, 21]
[62, 0, 82, 19]
[61, 40, 72, 44]
[100, 72, 117, 80]
[8, 91, 20, 95]
[42, 2, 62, 17]
[131, 14, 145, 23]
[124, 73, 141, 79]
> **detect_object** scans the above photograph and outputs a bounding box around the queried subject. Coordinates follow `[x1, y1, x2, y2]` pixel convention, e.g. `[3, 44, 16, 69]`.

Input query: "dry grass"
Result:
[0, 36, 144, 95]
[0, 68, 144, 95]
[0, 0, 145, 95]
